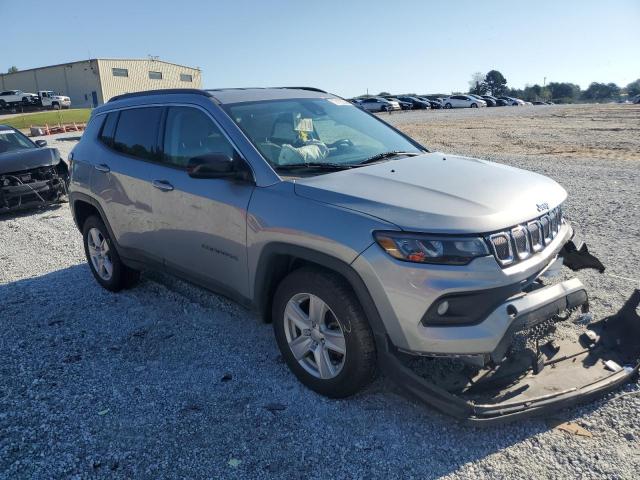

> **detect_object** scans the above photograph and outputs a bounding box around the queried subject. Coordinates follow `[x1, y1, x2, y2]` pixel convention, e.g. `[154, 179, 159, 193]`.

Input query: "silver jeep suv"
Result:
[68, 88, 637, 423]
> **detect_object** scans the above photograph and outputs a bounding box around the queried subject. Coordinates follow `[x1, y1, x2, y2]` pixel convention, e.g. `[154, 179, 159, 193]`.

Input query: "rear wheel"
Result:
[82, 215, 140, 291]
[273, 267, 377, 398]
[445, 103, 452, 109]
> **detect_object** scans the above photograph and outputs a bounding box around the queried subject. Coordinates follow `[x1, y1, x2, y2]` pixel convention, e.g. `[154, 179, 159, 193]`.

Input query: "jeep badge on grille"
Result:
[536, 202, 549, 212]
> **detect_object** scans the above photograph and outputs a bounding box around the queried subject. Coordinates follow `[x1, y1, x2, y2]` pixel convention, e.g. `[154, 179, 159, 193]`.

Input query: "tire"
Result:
[52, 102, 60, 110]
[272, 267, 377, 398]
[471, 103, 478, 108]
[0, 100, 5, 109]
[381, 105, 389, 112]
[82, 215, 140, 292]
[22, 97, 30, 105]
[445, 103, 452, 109]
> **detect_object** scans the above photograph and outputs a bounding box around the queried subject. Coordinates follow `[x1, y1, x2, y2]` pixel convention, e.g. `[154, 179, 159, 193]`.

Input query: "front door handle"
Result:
[94, 163, 110, 173]
[152, 180, 174, 192]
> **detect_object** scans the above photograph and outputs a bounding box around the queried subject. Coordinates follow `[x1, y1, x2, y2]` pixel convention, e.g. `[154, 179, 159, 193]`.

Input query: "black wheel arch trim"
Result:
[253, 243, 389, 347]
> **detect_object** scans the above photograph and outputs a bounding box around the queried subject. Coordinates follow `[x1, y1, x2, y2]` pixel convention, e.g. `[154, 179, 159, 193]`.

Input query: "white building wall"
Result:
[0, 61, 101, 108]
[0, 59, 201, 108]
[97, 59, 202, 103]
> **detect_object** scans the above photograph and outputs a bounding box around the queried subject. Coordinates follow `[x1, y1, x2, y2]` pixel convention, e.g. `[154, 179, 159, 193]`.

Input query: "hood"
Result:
[0, 147, 61, 174]
[293, 153, 567, 234]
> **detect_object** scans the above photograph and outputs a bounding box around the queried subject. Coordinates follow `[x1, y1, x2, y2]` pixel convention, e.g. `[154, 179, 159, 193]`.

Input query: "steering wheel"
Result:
[329, 139, 354, 150]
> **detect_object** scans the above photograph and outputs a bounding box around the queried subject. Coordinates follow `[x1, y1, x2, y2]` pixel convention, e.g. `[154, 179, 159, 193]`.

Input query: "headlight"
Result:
[374, 231, 490, 265]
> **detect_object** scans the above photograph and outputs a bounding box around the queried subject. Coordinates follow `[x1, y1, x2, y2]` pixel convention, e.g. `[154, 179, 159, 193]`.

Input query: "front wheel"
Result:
[471, 103, 478, 108]
[273, 267, 377, 398]
[82, 215, 140, 292]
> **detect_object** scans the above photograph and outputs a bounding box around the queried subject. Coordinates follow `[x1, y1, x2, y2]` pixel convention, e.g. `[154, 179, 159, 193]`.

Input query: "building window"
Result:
[112, 68, 128, 77]
[180, 73, 193, 82]
[149, 71, 163, 80]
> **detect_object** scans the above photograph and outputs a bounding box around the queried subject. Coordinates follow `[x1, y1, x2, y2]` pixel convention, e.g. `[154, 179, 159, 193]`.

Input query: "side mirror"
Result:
[187, 153, 239, 179]
[35, 140, 47, 147]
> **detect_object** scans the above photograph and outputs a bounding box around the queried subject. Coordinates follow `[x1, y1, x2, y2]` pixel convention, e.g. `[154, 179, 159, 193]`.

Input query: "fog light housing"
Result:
[437, 301, 449, 316]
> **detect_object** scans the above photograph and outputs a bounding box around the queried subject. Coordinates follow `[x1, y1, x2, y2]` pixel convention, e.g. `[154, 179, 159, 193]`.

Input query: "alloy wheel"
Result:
[283, 293, 346, 379]
[87, 227, 113, 281]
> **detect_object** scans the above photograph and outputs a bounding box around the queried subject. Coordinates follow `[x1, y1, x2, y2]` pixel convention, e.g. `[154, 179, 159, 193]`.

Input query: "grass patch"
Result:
[1, 109, 91, 130]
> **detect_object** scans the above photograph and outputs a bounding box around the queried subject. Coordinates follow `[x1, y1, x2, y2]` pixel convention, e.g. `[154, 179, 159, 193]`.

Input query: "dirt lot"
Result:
[1, 104, 639, 479]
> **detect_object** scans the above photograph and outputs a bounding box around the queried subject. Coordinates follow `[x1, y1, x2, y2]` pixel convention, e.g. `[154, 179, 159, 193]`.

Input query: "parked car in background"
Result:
[0, 90, 37, 108]
[471, 94, 495, 107]
[482, 95, 509, 106]
[384, 97, 413, 110]
[532, 101, 549, 105]
[360, 97, 400, 112]
[498, 96, 526, 106]
[443, 95, 487, 108]
[417, 97, 443, 109]
[397, 96, 430, 109]
[0, 125, 69, 214]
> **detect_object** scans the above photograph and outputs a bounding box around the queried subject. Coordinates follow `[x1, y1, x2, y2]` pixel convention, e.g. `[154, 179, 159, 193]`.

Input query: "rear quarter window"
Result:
[112, 107, 163, 160]
[98, 112, 119, 147]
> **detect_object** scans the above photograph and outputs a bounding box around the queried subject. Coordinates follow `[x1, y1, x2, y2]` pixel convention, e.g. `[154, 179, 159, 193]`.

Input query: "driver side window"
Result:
[162, 107, 236, 168]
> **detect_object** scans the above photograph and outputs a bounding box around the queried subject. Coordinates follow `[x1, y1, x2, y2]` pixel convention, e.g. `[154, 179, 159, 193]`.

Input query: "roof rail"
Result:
[108, 88, 212, 103]
[279, 87, 327, 93]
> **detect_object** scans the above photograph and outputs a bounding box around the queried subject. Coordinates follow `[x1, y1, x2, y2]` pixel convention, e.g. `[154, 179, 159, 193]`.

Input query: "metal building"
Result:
[0, 58, 202, 108]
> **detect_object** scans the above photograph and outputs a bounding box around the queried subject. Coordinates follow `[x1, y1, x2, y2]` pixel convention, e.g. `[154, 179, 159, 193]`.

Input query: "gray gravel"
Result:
[1, 106, 639, 479]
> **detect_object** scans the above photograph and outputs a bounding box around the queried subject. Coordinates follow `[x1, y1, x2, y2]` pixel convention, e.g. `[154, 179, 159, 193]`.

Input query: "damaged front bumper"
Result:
[380, 247, 640, 424]
[0, 166, 67, 214]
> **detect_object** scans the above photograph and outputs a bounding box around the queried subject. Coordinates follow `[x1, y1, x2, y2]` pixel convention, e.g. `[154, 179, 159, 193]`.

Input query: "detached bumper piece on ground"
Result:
[0, 165, 67, 213]
[381, 251, 639, 424]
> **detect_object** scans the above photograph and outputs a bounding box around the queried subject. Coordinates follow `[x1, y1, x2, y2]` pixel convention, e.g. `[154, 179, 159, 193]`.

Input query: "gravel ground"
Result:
[1, 105, 639, 479]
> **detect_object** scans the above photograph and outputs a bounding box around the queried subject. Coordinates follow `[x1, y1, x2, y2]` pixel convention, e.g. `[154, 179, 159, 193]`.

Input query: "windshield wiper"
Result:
[358, 151, 421, 165]
[274, 162, 353, 171]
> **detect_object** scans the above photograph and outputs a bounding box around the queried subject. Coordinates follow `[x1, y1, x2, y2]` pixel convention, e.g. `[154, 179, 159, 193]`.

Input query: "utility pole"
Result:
[543, 77, 546, 87]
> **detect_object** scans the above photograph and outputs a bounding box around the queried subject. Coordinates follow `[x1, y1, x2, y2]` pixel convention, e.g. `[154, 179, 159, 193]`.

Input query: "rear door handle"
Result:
[152, 180, 174, 192]
[94, 163, 110, 173]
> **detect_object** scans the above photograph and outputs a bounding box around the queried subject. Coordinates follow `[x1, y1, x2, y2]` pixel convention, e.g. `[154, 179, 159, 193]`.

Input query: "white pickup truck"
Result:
[35, 90, 71, 109]
[0, 89, 71, 109]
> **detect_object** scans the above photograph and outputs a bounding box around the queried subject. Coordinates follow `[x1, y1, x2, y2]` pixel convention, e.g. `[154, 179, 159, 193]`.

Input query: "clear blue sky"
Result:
[5, 0, 639, 97]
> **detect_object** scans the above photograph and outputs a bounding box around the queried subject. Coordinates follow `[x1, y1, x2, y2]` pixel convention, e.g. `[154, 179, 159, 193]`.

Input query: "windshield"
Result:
[0, 129, 35, 154]
[223, 98, 422, 170]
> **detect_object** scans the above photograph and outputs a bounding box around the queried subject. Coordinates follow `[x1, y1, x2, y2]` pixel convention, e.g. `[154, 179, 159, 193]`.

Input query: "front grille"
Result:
[488, 206, 564, 267]
[511, 226, 531, 259]
[489, 232, 513, 264]
[527, 221, 543, 252]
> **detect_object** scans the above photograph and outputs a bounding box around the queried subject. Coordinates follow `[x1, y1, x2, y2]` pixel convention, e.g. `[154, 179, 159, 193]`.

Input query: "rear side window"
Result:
[112, 107, 162, 160]
[99, 112, 119, 147]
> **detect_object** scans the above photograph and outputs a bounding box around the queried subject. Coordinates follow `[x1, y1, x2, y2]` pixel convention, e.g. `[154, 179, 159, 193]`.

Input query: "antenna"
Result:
[148, 55, 159, 62]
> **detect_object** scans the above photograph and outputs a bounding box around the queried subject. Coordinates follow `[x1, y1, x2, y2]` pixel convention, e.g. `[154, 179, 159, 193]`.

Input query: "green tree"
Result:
[547, 82, 580, 103]
[7, 66, 19, 73]
[378, 91, 391, 96]
[582, 82, 620, 101]
[484, 70, 507, 96]
[468, 72, 488, 95]
[626, 79, 640, 97]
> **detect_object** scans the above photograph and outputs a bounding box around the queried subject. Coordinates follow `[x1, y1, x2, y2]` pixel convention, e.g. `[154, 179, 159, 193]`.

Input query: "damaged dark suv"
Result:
[68, 88, 639, 423]
[0, 125, 69, 214]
